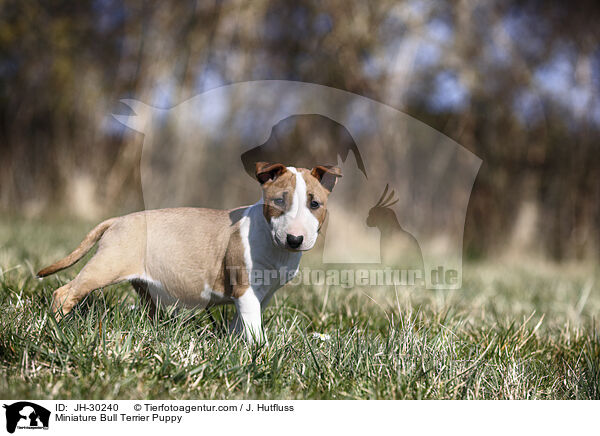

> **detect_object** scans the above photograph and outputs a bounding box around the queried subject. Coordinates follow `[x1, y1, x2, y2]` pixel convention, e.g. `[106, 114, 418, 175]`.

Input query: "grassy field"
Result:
[0, 218, 599, 399]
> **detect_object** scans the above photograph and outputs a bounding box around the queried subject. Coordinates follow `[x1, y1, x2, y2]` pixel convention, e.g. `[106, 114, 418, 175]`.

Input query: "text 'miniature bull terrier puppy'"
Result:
[37, 162, 341, 343]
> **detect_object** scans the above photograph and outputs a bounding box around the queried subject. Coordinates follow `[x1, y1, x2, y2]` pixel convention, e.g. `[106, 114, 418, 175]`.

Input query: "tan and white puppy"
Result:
[37, 162, 341, 343]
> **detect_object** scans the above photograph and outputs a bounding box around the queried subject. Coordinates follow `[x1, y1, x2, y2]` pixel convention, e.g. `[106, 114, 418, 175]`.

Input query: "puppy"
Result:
[37, 162, 341, 343]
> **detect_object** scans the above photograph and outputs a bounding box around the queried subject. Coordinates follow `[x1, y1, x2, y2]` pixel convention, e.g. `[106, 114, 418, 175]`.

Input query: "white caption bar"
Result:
[1, 400, 594, 436]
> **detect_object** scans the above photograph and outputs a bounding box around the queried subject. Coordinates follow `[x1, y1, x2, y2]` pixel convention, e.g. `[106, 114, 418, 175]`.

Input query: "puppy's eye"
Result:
[274, 198, 285, 206]
[310, 200, 320, 210]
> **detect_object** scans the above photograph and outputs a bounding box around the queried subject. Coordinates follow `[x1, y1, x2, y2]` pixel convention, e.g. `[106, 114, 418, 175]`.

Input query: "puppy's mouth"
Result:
[284, 245, 308, 252]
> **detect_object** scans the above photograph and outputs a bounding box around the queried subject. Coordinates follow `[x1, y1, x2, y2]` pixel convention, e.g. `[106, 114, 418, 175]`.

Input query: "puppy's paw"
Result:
[51, 288, 75, 319]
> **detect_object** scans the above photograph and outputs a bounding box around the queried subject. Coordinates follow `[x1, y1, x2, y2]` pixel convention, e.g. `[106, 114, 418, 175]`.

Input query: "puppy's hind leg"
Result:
[51, 248, 135, 318]
[51, 282, 74, 316]
[52, 277, 101, 319]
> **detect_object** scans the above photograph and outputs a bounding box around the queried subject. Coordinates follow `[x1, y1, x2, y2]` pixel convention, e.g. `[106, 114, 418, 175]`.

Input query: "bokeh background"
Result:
[1, 0, 599, 262]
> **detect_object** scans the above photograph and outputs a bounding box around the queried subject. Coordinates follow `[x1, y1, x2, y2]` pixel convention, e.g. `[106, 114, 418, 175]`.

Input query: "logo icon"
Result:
[3, 402, 50, 433]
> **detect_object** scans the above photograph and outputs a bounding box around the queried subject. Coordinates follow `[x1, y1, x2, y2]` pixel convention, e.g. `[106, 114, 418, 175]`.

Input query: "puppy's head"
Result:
[255, 162, 342, 251]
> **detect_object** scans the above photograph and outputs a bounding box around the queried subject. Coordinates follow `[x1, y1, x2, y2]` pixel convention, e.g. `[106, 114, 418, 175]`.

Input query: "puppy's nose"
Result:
[286, 234, 303, 249]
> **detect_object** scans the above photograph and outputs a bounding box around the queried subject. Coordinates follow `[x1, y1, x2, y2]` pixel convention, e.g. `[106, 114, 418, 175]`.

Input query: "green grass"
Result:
[1, 218, 599, 399]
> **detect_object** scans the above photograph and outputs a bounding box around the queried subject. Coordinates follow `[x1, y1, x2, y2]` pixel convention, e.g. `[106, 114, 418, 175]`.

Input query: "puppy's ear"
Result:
[311, 165, 342, 192]
[255, 162, 287, 184]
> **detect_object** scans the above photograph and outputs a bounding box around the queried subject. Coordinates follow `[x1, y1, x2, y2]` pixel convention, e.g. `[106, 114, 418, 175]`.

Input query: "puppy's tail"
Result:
[36, 217, 118, 278]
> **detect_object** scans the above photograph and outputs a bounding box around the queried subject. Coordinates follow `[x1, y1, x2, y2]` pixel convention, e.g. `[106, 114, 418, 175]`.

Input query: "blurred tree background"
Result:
[1, 0, 599, 261]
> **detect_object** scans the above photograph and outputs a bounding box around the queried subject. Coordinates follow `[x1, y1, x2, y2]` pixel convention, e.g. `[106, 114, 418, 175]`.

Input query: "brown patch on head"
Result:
[300, 166, 342, 229]
[255, 162, 287, 184]
[255, 163, 297, 222]
[310, 165, 342, 192]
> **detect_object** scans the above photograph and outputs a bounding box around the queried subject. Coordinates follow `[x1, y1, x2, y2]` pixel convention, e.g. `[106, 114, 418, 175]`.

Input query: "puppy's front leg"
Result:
[232, 288, 266, 344]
